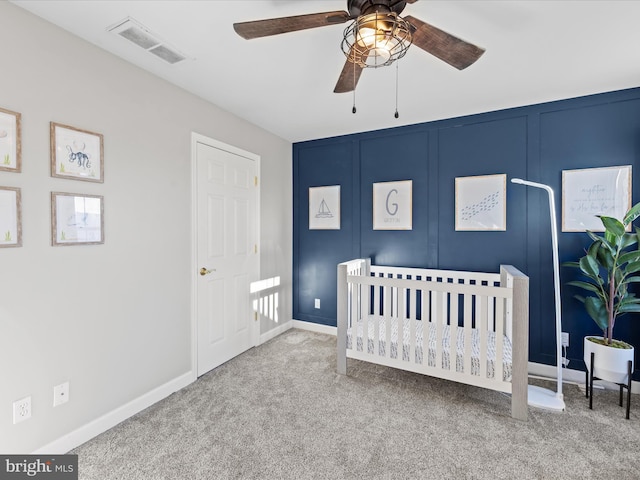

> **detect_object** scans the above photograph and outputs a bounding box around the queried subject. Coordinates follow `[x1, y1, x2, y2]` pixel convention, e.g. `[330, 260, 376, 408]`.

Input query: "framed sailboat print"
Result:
[309, 185, 340, 230]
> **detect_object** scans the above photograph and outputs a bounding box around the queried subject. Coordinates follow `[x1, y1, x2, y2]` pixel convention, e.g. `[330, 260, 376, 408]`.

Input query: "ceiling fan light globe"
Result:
[355, 26, 377, 48]
[366, 47, 391, 66]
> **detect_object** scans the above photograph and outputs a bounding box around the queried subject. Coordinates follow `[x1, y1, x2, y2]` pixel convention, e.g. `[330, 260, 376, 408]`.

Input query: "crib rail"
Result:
[337, 259, 529, 420]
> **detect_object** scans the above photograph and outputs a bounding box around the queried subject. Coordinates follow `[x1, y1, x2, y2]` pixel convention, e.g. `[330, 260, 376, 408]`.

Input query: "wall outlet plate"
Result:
[561, 332, 569, 347]
[314, 298, 320, 309]
[13, 396, 31, 424]
[53, 382, 69, 407]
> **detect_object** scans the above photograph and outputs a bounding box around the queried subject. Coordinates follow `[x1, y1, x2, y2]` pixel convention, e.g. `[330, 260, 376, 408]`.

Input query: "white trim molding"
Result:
[291, 319, 337, 336]
[32, 372, 193, 454]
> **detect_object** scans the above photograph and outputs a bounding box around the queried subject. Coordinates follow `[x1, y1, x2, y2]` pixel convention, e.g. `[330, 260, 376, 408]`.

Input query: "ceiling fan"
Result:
[233, 0, 485, 94]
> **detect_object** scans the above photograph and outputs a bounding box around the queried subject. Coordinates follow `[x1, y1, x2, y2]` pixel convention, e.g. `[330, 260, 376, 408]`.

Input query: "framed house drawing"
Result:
[562, 165, 631, 232]
[455, 174, 506, 231]
[373, 180, 412, 230]
[51, 192, 104, 246]
[309, 185, 340, 230]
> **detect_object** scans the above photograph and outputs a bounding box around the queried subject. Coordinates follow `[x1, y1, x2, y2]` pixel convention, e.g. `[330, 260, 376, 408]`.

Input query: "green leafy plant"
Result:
[3, 154, 10, 165]
[564, 202, 640, 346]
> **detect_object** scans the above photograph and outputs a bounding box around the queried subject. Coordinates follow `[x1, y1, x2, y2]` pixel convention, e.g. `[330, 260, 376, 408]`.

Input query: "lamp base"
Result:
[528, 385, 565, 411]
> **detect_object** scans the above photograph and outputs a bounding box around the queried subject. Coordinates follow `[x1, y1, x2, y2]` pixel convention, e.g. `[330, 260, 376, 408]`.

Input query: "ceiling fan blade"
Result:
[334, 49, 368, 93]
[404, 15, 485, 70]
[234, 11, 350, 39]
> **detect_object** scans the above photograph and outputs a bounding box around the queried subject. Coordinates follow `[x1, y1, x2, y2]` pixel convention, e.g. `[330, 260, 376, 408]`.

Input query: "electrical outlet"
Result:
[13, 396, 31, 424]
[314, 298, 320, 309]
[53, 382, 69, 407]
[561, 332, 569, 347]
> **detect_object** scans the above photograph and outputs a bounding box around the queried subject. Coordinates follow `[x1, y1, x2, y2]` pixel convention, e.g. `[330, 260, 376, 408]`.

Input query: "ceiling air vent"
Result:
[108, 17, 187, 65]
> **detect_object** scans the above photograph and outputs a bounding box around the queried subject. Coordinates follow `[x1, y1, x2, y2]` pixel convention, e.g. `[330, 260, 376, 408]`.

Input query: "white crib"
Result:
[337, 259, 529, 420]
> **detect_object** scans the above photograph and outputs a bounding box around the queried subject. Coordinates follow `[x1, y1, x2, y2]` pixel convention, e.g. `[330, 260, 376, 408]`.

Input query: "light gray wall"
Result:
[0, 2, 292, 453]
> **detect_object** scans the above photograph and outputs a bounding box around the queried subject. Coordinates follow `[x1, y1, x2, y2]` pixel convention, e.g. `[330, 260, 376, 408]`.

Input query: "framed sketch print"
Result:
[373, 180, 412, 230]
[0, 107, 21, 173]
[51, 192, 104, 246]
[0, 186, 21, 247]
[455, 174, 506, 231]
[562, 165, 631, 232]
[309, 185, 340, 230]
[50, 122, 104, 182]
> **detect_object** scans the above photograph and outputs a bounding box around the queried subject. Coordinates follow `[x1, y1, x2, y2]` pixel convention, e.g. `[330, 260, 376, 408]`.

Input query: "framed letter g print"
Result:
[373, 180, 413, 230]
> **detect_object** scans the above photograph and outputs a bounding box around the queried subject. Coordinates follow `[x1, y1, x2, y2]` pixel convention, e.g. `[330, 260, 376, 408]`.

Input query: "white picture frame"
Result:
[455, 174, 506, 231]
[562, 165, 632, 232]
[373, 180, 412, 230]
[0, 186, 21, 247]
[309, 185, 340, 230]
[51, 192, 104, 246]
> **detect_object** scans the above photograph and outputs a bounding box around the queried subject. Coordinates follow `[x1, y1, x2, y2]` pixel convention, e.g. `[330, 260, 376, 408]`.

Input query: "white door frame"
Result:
[190, 132, 261, 381]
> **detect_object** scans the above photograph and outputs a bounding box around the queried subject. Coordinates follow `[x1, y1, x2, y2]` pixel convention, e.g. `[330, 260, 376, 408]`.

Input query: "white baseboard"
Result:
[291, 319, 337, 336]
[528, 362, 585, 383]
[259, 320, 293, 344]
[32, 371, 194, 454]
[528, 361, 639, 394]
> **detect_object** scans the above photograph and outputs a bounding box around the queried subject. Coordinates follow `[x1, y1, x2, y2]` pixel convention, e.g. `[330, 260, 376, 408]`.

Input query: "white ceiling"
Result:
[11, 0, 640, 143]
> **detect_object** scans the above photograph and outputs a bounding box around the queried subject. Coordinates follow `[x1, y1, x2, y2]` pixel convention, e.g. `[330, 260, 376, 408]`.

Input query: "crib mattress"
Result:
[346, 318, 512, 381]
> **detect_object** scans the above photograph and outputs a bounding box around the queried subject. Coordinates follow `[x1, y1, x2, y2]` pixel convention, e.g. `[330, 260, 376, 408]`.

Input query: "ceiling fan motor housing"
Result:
[347, 0, 407, 18]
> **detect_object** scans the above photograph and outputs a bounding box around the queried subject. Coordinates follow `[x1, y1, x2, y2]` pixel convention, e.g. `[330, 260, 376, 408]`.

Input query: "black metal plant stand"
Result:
[585, 351, 632, 419]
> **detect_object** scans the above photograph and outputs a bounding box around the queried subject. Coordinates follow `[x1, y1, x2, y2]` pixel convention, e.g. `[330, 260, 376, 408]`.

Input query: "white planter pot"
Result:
[583, 336, 635, 384]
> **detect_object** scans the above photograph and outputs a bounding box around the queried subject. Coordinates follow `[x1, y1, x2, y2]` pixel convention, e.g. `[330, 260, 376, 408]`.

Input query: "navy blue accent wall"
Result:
[293, 87, 640, 378]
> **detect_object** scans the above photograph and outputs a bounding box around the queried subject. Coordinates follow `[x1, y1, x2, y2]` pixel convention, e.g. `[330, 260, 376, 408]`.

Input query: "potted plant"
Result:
[564, 202, 640, 384]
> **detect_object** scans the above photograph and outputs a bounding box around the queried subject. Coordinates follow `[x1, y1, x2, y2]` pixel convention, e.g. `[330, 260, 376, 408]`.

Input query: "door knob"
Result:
[200, 267, 215, 276]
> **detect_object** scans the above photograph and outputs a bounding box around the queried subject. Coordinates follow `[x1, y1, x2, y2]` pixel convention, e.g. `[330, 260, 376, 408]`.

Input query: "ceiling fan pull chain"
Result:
[394, 61, 399, 119]
[352, 56, 357, 114]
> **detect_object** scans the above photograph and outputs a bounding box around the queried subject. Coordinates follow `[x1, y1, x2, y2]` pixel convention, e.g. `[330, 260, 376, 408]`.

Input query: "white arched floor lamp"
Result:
[511, 178, 566, 411]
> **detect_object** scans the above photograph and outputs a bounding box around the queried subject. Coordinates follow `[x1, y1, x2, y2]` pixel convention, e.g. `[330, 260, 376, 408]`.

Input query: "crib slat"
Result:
[398, 284, 405, 361]
[463, 293, 472, 375]
[487, 295, 495, 332]
[422, 287, 430, 366]
[495, 295, 505, 382]
[392, 274, 399, 318]
[479, 295, 487, 378]
[410, 287, 416, 364]
[435, 291, 443, 369]
[373, 276, 381, 316]
[450, 292, 458, 373]
[362, 278, 370, 356]
[373, 277, 381, 357]
[384, 284, 392, 359]
[350, 282, 358, 352]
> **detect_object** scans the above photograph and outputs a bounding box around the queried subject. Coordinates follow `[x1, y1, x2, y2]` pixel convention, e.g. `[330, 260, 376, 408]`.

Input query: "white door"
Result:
[195, 137, 259, 377]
